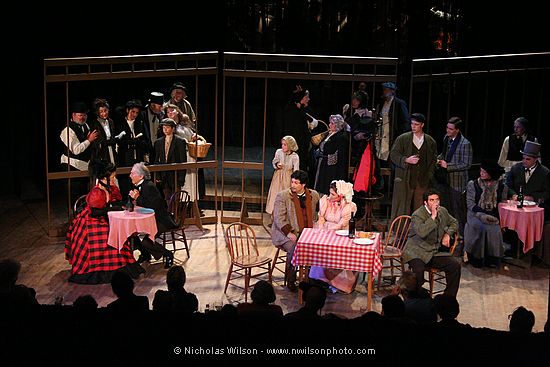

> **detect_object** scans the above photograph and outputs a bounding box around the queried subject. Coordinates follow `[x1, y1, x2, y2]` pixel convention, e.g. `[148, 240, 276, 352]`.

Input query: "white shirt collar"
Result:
[424, 204, 432, 215]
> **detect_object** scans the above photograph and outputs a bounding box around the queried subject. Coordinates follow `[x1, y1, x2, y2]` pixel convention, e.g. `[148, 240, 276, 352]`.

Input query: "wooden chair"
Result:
[224, 222, 272, 302]
[73, 194, 88, 217]
[157, 190, 190, 258]
[271, 247, 287, 285]
[377, 215, 412, 290]
[427, 233, 460, 297]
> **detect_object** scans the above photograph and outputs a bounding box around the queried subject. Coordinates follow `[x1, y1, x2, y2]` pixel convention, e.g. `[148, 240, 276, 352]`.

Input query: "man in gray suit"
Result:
[271, 170, 319, 291]
[402, 189, 461, 296]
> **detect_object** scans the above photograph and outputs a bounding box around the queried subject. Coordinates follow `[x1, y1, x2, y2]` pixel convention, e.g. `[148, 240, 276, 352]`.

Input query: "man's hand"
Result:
[437, 159, 448, 168]
[129, 189, 140, 200]
[354, 132, 367, 141]
[87, 130, 99, 143]
[441, 233, 451, 247]
[287, 232, 297, 243]
[405, 155, 420, 165]
[431, 204, 439, 220]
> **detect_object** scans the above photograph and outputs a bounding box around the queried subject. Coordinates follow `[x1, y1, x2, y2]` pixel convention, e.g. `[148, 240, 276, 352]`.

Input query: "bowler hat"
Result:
[160, 118, 176, 128]
[480, 160, 504, 180]
[382, 82, 397, 90]
[70, 102, 88, 114]
[520, 140, 541, 158]
[170, 82, 188, 94]
[148, 92, 164, 105]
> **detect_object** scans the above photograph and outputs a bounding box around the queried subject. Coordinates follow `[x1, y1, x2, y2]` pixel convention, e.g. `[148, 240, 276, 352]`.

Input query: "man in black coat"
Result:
[506, 141, 550, 217]
[129, 163, 176, 268]
[154, 118, 187, 201]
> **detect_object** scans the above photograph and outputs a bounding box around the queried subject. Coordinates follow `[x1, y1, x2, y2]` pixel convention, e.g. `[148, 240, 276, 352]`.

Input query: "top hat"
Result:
[520, 140, 541, 158]
[70, 101, 88, 113]
[382, 82, 397, 90]
[148, 92, 164, 105]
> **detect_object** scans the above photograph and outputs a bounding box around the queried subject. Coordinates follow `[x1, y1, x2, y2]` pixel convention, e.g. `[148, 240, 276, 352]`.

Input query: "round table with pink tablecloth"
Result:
[498, 202, 544, 254]
[108, 210, 158, 251]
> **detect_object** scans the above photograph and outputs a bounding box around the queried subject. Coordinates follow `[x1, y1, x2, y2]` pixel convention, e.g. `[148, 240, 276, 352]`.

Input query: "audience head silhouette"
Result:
[381, 295, 405, 318]
[398, 271, 418, 298]
[300, 282, 326, 312]
[434, 293, 460, 321]
[509, 306, 535, 333]
[111, 270, 134, 298]
[250, 280, 276, 306]
[166, 266, 186, 292]
[73, 295, 98, 312]
[0, 258, 21, 287]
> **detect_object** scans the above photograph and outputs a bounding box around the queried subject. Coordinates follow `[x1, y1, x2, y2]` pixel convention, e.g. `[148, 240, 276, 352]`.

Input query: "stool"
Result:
[354, 192, 384, 231]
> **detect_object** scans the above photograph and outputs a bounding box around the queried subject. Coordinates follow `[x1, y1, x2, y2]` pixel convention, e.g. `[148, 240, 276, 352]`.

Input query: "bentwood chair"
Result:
[427, 233, 460, 296]
[224, 222, 272, 302]
[377, 215, 412, 290]
[157, 190, 190, 258]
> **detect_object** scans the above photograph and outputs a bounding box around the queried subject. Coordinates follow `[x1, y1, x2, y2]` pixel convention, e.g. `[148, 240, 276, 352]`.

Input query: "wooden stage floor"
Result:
[1, 195, 548, 332]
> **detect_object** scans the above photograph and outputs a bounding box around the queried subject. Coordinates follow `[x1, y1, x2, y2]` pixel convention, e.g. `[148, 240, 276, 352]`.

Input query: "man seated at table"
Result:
[505, 141, 550, 218]
[271, 170, 319, 292]
[128, 162, 175, 268]
[402, 189, 461, 296]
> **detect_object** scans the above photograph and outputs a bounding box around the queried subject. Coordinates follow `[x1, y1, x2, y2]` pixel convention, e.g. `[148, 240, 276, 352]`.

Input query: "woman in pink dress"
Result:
[309, 180, 358, 293]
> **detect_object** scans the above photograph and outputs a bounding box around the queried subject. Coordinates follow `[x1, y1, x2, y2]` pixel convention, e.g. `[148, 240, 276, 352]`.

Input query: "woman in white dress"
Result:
[309, 180, 358, 293]
[164, 104, 199, 202]
[265, 136, 299, 215]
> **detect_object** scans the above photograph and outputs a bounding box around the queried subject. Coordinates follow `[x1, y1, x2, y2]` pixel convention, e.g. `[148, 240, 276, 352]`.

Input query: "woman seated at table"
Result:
[65, 161, 144, 284]
[464, 160, 506, 268]
[309, 180, 358, 293]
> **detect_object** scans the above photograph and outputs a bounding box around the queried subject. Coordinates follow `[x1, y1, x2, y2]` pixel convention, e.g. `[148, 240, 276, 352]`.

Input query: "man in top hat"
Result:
[167, 83, 196, 129]
[375, 81, 411, 163]
[141, 92, 165, 162]
[60, 102, 100, 203]
[506, 141, 550, 207]
[154, 118, 187, 201]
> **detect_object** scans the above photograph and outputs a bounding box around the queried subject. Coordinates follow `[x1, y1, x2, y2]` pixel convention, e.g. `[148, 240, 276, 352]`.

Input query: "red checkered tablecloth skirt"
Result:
[292, 228, 383, 276]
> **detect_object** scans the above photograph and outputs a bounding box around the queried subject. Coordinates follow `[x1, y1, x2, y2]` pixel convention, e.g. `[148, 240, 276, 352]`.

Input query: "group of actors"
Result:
[63, 80, 549, 301]
[265, 82, 549, 295]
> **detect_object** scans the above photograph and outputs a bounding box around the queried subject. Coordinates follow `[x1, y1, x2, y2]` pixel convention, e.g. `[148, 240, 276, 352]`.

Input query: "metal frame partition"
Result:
[409, 52, 550, 160]
[44, 51, 400, 235]
[221, 52, 399, 225]
[44, 52, 219, 236]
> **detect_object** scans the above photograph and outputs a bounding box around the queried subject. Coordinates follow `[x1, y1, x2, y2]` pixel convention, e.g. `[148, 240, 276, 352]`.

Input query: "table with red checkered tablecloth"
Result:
[292, 227, 382, 311]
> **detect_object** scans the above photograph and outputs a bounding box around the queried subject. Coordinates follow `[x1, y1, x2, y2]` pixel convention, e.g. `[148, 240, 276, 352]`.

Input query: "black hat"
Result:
[480, 160, 504, 180]
[382, 82, 397, 90]
[520, 140, 541, 158]
[170, 82, 188, 94]
[148, 92, 164, 105]
[70, 102, 88, 114]
[160, 118, 176, 128]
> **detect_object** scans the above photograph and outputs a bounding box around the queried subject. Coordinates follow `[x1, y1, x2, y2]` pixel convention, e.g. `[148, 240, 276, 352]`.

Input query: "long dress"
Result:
[313, 130, 350, 195]
[265, 149, 299, 214]
[175, 124, 199, 201]
[65, 185, 144, 284]
[464, 179, 505, 266]
[308, 196, 358, 293]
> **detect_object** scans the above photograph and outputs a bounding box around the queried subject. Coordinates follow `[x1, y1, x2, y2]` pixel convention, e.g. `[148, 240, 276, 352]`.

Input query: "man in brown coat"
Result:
[271, 170, 319, 291]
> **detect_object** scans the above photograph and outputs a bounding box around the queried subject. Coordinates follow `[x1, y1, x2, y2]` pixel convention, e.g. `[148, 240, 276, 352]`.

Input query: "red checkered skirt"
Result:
[65, 207, 136, 275]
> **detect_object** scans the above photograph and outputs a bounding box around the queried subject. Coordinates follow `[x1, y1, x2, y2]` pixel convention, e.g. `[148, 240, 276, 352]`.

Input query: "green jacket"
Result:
[402, 205, 458, 264]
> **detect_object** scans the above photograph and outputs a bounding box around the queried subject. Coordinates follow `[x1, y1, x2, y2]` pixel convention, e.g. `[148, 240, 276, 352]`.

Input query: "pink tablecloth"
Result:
[498, 202, 544, 253]
[293, 228, 382, 276]
[108, 210, 157, 251]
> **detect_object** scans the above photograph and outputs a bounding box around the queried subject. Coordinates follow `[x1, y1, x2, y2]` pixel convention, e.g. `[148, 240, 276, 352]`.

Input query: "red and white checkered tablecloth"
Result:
[292, 228, 383, 276]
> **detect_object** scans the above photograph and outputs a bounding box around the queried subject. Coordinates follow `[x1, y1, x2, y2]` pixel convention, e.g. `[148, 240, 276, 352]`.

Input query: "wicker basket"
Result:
[187, 135, 211, 158]
[310, 120, 329, 146]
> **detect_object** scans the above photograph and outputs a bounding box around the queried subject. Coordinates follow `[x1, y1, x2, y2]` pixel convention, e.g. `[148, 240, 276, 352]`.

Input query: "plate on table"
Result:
[335, 229, 349, 236]
[353, 238, 374, 245]
[136, 208, 155, 214]
[522, 200, 537, 207]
